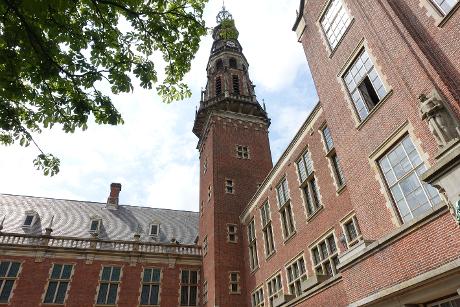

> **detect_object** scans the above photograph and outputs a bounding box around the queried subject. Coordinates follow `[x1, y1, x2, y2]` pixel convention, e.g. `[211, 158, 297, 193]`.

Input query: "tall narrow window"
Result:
[215, 77, 222, 96]
[248, 219, 259, 271]
[180, 270, 198, 306]
[149, 223, 160, 237]
[44, 264, 73, 304]
[343, 49, 387, 121]
[89, 218, 101, 234]
[203, 235, 208, 255]
[286, 256, 307, 297]
[140, 268, 161, 306]
[252, 287, 264, 307]
[322, 126, 346, 188]
[311, 234, 339, 278]
[229, 57, 237, 68]
[320, 0, 352, 49]
[260, 201, 275, 257]
[227, 224, 238, 243]
[267, 274, 283, 307]
[96, 266, 121, 305]
[232, 75, 240, 95]
[297, 151, 322, 217]
[378, 135, 441, 223]
[431, 0, 458, 15]
[276, 178, 295, 238]
[216, 59, 223, 70]
[0, 261, 21, 303]
[341, 215, 362, 248]
[225, 179, 234, 194]
[229, 272, 240, 294]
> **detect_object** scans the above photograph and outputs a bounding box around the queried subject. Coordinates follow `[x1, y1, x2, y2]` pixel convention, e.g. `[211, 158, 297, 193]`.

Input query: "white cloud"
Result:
[0, 0, 317, 212]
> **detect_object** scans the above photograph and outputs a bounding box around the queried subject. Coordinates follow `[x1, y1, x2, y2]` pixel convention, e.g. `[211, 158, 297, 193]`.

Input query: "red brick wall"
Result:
[2, 255, 200, 307]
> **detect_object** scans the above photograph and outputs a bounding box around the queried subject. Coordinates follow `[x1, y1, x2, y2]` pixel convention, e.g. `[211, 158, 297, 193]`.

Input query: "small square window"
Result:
[23, 214, 35, 227]
[236, 145, 250, 159]
[225, 179, 234, 194]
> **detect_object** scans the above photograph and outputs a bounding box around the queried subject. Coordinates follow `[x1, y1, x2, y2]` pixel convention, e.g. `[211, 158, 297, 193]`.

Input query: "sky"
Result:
[0, 0, 318, 211]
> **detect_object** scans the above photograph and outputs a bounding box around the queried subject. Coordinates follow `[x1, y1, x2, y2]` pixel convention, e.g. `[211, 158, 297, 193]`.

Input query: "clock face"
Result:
[226, 41, 236, 47]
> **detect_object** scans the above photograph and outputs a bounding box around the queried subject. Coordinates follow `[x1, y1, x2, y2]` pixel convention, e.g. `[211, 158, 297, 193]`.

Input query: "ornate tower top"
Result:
[192, 7, 269, 141]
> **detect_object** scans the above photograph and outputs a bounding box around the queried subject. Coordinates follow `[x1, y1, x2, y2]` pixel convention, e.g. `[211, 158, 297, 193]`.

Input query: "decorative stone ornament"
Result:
[419, 89, 460, 149]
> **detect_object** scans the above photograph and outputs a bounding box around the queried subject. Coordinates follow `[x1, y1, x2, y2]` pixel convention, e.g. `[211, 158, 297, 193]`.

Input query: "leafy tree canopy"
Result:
[0, 0, 207, 175]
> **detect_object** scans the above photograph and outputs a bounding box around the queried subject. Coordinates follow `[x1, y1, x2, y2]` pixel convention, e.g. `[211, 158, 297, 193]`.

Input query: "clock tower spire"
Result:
[194, 8, 273, 307]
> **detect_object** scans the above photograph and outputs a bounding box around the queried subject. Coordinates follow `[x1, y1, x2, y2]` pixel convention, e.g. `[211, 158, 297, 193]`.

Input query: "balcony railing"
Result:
[0, 232, 202, 256]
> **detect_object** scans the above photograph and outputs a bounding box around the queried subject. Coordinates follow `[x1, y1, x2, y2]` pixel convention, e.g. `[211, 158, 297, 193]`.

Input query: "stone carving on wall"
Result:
[419, 89, 460, 149]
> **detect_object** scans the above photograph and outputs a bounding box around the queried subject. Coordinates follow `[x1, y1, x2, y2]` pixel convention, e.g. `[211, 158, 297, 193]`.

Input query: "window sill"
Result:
[306, 206, 324, 223]
[438, 2, 460, 27]
[283, 231, 297, 245]
[250, 266, 259, 276]
[336, 184, 346, 195]
[327, 18, 355, 59]
[356, 90, 394, 131]
[265, 250, 276, 262]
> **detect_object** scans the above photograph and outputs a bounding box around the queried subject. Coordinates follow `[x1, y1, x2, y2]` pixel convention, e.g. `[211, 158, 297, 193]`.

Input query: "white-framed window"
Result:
[43, 263, 73, 304]
[320, 0, 352, 49]
[430, 0, 458, 15]
[297, 152, 322, 217]
[251, 287, 264, 307]
[260, 201, 275, 257]
[311, 234, 340, 277]
[180, 269, 198, 306]
[203, 235, 208, 255]
[229, 272, 240, 294]
[343, 49, 387, 121]
[341, 215, 362, 248]
[140, 268, 161, 306]
[225, 179, 234, 194]
[286, 255, 307, 297]
[322, 126, 345, 187]
[248, 219, 259, 271]
[378, 135, 441, 223]
[96, 266, 122, 305]
[0, 261, 21, 304]
[227, 224, 238, 243]
[149, 223, 160, 237]
[267, 273, 283, 307]
[203, 280, 208, 304]
[276, 178, 295, 238]
[236, 145, 250, 159]
[22, 211, 37, 228]
[427, 294, 460, 307]
[89, 218, 102, 234]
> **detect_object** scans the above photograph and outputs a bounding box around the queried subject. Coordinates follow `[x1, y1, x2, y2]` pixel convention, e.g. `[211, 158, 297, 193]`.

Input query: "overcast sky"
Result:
[0, 0, 318, 211]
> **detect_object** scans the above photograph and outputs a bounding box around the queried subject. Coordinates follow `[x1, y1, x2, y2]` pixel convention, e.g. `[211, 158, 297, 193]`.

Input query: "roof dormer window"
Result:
[89, 218, 101, 233]
[22, 211, 37, 228]
[149, 223, 160, 237]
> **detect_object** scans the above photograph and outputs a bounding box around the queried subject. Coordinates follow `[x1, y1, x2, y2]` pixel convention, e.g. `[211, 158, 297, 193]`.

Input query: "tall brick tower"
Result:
[193, 7, 273, 307]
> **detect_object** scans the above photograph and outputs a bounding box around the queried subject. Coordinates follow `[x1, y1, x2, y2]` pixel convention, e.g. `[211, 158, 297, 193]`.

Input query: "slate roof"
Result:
[0, 194, 199, 245]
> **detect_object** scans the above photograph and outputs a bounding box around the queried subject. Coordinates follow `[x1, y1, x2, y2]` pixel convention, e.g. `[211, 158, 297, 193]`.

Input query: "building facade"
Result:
[1, 1, 460, 306]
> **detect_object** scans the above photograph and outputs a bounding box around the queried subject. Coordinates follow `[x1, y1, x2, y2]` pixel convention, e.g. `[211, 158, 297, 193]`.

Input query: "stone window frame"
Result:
[427, 294, 460, 307]
[309, 230, 340, 278]
[276, 177, 296, 241]
[22, 210, 38, 228]
[179, 269, 199, 307]
[203, 235, 208, 256]
[236, 145, 250, 159]
[228, 271, 241, 295]
[295, 150, 323, 219]
[95, 265, 122, 306]
[337, 39, 393, 129]
[266, 271, 283, 307]
[227, 224, 238, 243]
[251, 285, 265, 307]
[225, 179, 234, 194]
[0, 260, 22, 304]
[248, 218, 259, 272]
[285, 253, 307, 298]
[317, 0, 354, 55]
[339, 212, 362, 249]
[149, 223, 160, 238]
[89, 216, 102, 234]
[139, 267, 162, 306]
[42, 263, 75, 305]
[260, 200, 276, 258]
[202, 280, 208, 304]
[319, 123, 346, 192]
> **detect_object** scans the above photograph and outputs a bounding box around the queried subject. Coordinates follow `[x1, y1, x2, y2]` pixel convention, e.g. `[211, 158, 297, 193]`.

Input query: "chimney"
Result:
[107, 183, 122, 209]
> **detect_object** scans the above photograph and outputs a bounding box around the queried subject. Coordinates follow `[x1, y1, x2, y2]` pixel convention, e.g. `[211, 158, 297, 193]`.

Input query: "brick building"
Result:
[1, 1, 460, 307]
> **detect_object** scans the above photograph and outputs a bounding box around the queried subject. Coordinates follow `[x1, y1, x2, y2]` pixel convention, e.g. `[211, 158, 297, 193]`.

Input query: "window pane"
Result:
[44, 281, 58, 303]
[152, 269, 161, 282]
[143, 268, 152, 283]
[51, 264, 62, 279]
[96, 283, 108, 304]
[181, 270, 189, 284]
[55, 282, 68, 303]
[140, 285, 150, 305]
[61, 265, 73, 279]
[101, 267, 111, 281]
[7, 262, 20, 278]
[150, 285, 159, 305]
[107, 284, 118, 304]
[189, 286, 197, 305]
[0, 262, 8, 277]
[190, 271, 198, 284]
[111, 267, 121, 281]
[180, 286, 189, 305]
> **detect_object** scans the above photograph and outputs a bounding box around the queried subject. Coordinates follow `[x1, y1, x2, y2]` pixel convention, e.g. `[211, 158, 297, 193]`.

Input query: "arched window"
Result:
[229, 58, 237, 69]
[232, 75, 240, 95]
[216, 59, 223, 70]
[215, 77, 222, 96]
